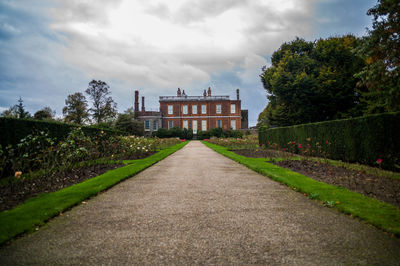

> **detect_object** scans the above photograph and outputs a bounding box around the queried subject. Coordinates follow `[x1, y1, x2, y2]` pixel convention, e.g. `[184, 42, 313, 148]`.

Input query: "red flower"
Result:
[291, 141, 295, 145]
[259, 143, 263, 147]
[376, 158, 383, 164]
[325, 140, 329, 144]
[298, 144, 302, 149]
[267, 141, 270, 145]
[282, 148, 286, 151]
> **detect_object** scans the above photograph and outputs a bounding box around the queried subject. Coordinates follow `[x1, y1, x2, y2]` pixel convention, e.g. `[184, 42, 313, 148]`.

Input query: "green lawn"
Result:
[203, 141, 400, 237]
[0, 141, 188, 245]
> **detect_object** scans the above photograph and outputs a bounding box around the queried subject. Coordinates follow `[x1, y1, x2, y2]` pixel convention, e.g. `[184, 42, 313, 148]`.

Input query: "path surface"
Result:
[1, 141, 400, 265]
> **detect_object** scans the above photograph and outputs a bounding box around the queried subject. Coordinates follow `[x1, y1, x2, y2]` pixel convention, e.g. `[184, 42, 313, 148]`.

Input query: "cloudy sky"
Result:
[0, 0, 376, 126]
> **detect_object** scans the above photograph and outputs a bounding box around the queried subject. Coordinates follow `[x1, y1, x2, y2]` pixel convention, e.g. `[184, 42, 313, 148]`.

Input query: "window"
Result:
[168, 120, 173, 129]
[145, 120, 150, 130]
[192, 105, 197, 114]
[168, 105, 173, 115]
[202, 104, 207, 114]
[183, 120, 188, 129]
[230, 120, 236, 130]
[217, 120, 221, 127]
[153, 120, 157, 130]
[230, 104, 236, 114]
[202, 120, 207, 131]
[183, 105, 188, 114]
[216, 104, 221, 114]
[193, 120, 198, 134]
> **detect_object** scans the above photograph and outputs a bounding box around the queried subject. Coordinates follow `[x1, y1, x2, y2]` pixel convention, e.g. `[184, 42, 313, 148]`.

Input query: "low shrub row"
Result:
[196, 127, 243, 140]
[259, 112, 400, 171]
[0, 117, 125, 148]
[153, 127, 194, 139]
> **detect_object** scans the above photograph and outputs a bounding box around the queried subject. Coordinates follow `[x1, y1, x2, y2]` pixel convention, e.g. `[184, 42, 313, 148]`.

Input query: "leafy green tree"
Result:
[33, 107, 55, 120]
[259, 36, 365, 127]
[62, 92, 90, 124]
[85, 80, 117, 124]
[356, 0, 400, 113]
[16, 97, 31, 119]
[114, 108, 144, 136]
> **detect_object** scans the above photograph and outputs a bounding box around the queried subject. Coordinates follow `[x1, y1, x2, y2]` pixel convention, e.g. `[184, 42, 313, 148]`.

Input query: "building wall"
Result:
[159, 99, 241, 131]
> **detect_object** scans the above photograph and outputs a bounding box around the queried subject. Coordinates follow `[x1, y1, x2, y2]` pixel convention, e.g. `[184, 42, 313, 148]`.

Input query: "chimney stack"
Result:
[177, 88, 181, 97]
[207, 87, 211, 97]
[134, 90, 139, 112]
[142, 96, 145, 112]
[203, 90, 207, 97]
[236, 89, 240, 100]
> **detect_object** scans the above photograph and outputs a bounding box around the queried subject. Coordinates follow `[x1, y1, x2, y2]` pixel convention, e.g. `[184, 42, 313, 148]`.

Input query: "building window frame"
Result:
[230, 104, 236, 114]
[201, 120, 207, 131]
[168, 105, 173, 115]
[153, 120, 157, 130]
[168, 120, 173, 129]
[216, 104, 221, 114]
[202, 104, 207, 114]
[217, 120, 222, 127]
[230, 120, 236, 130]
[183, 105, 188, 114]
[192, 105, 197, 114]
[145, 120, 150, 130]
[183, 120, 188, 129]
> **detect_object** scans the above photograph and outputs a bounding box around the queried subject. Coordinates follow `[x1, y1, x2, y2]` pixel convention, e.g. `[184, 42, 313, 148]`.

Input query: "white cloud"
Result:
[49, 0, 315, 91]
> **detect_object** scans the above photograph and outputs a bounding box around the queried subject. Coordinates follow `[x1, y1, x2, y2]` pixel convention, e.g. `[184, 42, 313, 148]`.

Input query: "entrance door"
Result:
[193, 120, 198, 134]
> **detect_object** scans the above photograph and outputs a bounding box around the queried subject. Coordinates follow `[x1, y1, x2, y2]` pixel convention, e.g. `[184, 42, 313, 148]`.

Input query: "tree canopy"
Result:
[259, 36, 365, 127]
[85, 80, 117, 124]
[355, 0, 400, 113]
[34, 107, 55, 120]
[62, 92, 90, 125]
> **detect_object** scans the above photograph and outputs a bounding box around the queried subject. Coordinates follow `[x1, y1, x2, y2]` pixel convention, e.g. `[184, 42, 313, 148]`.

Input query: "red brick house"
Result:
[159, 87, 243, 133]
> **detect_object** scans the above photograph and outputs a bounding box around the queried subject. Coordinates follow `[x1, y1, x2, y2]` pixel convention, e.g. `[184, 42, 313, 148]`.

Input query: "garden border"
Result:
[202, 141, 400, 237]
[0, 141, 188, 245]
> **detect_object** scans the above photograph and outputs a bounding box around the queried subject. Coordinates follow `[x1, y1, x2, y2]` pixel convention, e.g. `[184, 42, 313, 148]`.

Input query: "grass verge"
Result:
[203, 141, 400, 236]
[0, 141, 188, 245]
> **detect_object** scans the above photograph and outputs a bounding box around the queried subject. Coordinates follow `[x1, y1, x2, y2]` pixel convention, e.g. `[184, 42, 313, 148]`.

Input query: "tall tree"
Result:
[259, 36, 365, 127]
[1, 105, 18, 118]
[34, 107, 55, 120]
[62, 92, 90, 124]
[114, 108, 144, 136]
[356, 0, 400, 113]
[85, 80, 117, 124]
[16, 97, 31, 119]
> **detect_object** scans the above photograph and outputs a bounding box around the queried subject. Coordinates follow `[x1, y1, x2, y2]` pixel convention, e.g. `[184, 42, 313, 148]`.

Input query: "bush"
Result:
[114, 114, 144, 136]
[154, 127, 193, 140]
[0, 117, 124, 148]
[258, 112, 400, 170]
[196, 128, 243, 140]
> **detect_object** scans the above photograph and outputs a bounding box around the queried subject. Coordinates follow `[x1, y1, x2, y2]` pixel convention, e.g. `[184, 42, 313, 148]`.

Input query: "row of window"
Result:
[168, 119, 236, 130]
[167, 104, 236, 115]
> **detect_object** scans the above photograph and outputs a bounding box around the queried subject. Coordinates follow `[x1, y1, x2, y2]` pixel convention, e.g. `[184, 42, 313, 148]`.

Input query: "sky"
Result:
[0, 0, 377, 126]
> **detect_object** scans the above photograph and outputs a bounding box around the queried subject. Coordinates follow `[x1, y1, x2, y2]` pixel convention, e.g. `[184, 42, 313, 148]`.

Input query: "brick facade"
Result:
[159, 88, 242, 133]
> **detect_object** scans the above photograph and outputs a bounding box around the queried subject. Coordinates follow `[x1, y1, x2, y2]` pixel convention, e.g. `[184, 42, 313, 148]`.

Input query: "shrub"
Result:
[259, 112, 400, 170]
[0, 117, 124, 148]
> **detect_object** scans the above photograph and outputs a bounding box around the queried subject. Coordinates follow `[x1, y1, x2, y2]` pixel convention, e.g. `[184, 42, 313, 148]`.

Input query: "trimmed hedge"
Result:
[0, 117, 125, 147]
[259, 112, 400, 170]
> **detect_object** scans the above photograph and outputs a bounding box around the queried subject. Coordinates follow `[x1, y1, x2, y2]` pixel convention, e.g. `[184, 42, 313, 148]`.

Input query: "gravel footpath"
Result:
[1, 141, 399, 265]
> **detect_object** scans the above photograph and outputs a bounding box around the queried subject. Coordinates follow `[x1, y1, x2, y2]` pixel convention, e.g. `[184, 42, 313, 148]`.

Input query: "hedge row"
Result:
[0, 117, 125, 147]
[258, 112, 400, 170]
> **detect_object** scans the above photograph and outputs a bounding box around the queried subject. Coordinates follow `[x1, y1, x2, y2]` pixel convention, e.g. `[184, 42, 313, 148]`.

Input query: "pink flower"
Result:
[259, 143, 263, 147]
[376, 158, 383, 164]
[282, 148, 286, 151]
[298, 144, 302, 149]
[325, 140, 329, 144]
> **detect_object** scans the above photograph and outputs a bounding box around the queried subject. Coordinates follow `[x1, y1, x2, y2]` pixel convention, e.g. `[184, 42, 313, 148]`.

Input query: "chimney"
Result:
[141, 96, 145, 112]
[182, 89, 186, 96]
[134, 90, 139, 112]
[207, 87, 211, 97]
[203, 90, 207, 97]
[236, 89, 240, 100]
[177, 88, 181, 97]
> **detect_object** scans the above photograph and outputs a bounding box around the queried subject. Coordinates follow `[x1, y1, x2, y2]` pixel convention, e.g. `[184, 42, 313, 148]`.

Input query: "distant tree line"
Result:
[1, 80, 144, 136]
[258, 0, 399, 127]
